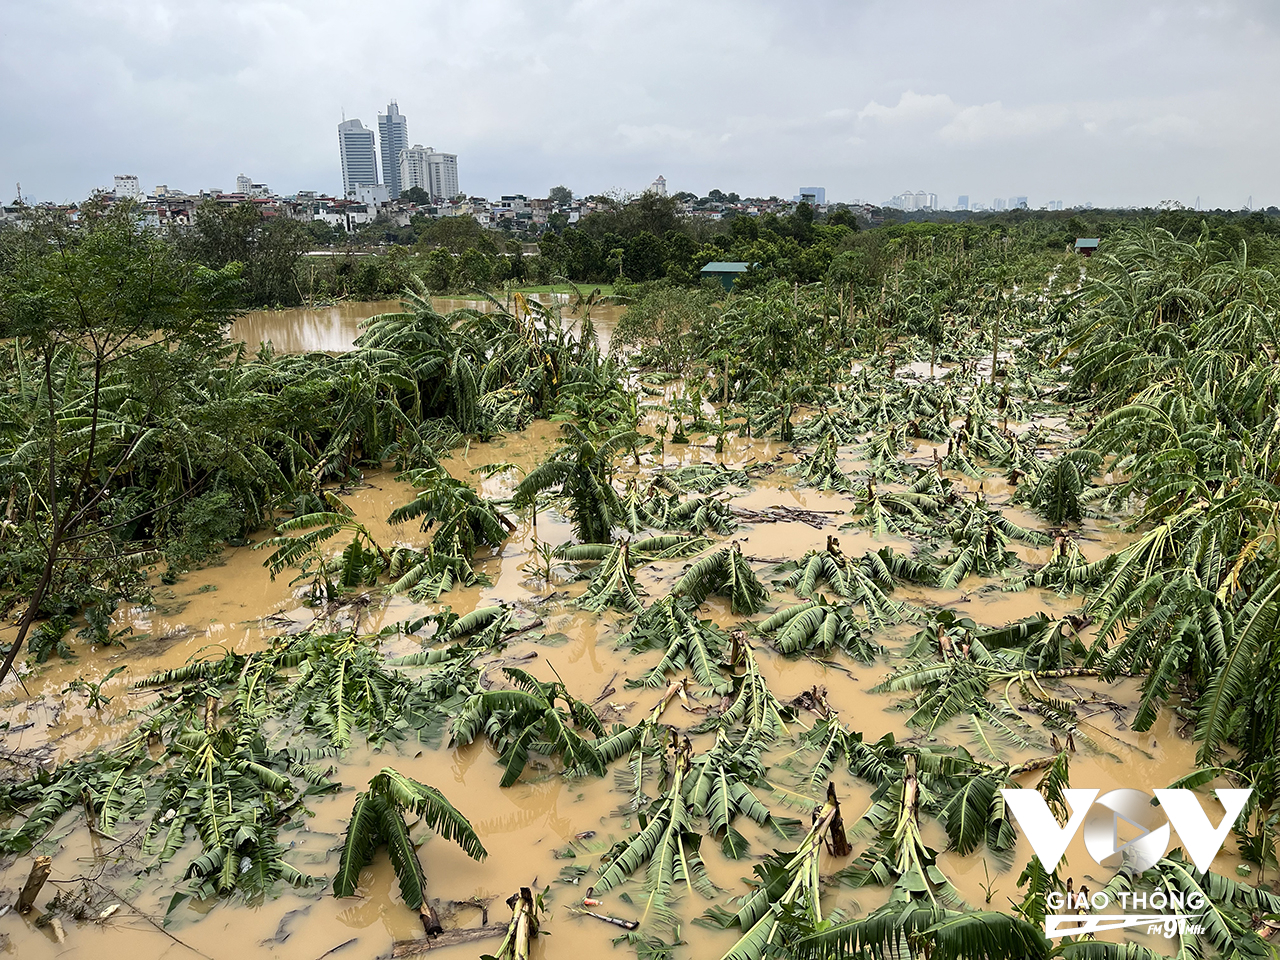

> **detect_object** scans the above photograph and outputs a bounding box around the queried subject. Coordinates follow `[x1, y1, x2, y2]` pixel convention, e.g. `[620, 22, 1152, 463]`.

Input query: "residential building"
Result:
[399, 144, 431, 195]
[648, 175, 667, 197]
[338, 119, 378, 196]
[886, 190, 936, 212]
[956, 195, 969, 211]
[350, 183, 390, 207]
[992, 197, 1007, 211]
[398, 145, 459, 201]
[113, 175, 142, 199]
[378, 101, 409, 199]
[235, 174, 271, 198]
[428, 151, 459, 200]
[1009, 195, 1028, 209]
[797, 187, 825, 205]
[401, 144, 463, 199]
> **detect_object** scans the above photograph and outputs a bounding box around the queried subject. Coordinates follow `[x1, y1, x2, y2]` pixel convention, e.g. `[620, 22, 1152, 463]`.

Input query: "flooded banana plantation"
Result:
[5, 211, 1280, 960]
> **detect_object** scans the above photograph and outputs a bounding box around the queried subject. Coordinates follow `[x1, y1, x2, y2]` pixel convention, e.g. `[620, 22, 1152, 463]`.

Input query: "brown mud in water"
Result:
[0, 410, 1233, 960]
[229, 297, 625, 355]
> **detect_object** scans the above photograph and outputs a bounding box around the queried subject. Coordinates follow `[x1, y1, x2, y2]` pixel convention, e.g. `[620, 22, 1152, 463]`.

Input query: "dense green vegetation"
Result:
[5, 204, 1280, 958]
[153, 194, 1280, 309]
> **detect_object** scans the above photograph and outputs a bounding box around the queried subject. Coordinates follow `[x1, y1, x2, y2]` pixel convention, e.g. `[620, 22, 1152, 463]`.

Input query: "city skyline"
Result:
[3, 2, 1279, 208]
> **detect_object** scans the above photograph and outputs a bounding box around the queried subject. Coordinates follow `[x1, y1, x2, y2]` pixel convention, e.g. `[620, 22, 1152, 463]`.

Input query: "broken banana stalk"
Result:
[569, 906, 639, 931]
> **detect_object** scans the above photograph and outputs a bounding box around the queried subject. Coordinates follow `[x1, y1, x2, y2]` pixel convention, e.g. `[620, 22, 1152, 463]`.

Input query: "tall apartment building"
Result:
[113, 174, 142, 199]
[399, 145, 459, 201]
[378, 101, 409, 199]
[338, 119, 378, 197]
[956, 195, 969, 211]
[888, 190, 936, 212]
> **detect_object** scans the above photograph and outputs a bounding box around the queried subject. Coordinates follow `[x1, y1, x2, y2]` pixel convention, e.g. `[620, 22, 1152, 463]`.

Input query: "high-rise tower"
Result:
[399, 145, 459, 201]
[378, 102, 409, 199]
[338, 119, 378, 197]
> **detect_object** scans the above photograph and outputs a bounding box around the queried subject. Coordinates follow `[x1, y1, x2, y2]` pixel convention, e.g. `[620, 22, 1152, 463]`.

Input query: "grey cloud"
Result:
[1, 0, 1276, 207]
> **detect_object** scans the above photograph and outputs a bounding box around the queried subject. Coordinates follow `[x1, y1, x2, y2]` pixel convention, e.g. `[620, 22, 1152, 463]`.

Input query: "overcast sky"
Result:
[3, 0, 1277, 208]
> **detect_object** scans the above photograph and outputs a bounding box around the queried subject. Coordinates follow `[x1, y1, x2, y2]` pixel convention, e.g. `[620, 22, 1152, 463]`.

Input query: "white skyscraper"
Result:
[399, 145, 429, 197]
[399, 145, 459, 201]
[378, 102, 409, 199]
[338, 119, 378, 197]
[236, 174, 252, 194]
[427, 151, 459, 200]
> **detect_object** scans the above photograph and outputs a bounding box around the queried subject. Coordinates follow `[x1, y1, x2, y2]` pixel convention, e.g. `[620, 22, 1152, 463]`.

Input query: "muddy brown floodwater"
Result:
[0, 395, 1238, 960]
[228, 296, 624, 355]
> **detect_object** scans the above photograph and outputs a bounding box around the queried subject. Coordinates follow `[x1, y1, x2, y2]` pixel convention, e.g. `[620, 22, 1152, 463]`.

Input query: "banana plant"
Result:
[696, 638, 795, 743]
[620, 595, 732, 694]
[659, 462, 755, 493]
[793, 903, 1049, 960]
[776, 540, 928, 627]
[646, 493, 739, 536]
[389, 605, 518, 662]
[701, 783, 852, 960]
[450, 667, 606, 787]
[906, 609, 1087, 672]
[874, 640, 1106, 756]
[1091, 855, 1280, 960]
[558, 534, 713, 613]
[937, 497, 1049, 589]
[1013, 449, 1103, 524]
[850, 475, 954, 538]
[673, 543, 769, 613]
[853, 425, 910, 481]
[793, 407, 862, 445]
[837, 754, 964, 906]
[787, 434, 856, 492]
[258, 498, 390, 599]
[387, 542, 491, 601]
[333, 767, 486, 917]
[389, 466, 514, 552]
[512, 424, 639, 542]
[793, 717, 895, 792]
[484, 886, 544, 960]
[684, 731, 782, 858]
[588, 737, 715, 929]
[758, 596, 879, 662]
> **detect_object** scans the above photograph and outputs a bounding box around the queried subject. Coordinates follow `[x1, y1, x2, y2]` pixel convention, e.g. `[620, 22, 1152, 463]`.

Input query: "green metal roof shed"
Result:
[700, 261, 753, 291]
[1074, 238, 1100, 257]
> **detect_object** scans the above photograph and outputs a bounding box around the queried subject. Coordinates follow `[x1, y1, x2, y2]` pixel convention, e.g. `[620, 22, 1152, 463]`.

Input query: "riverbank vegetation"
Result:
[164, 193, 1280, 309]
[4, 203, 1280, 958]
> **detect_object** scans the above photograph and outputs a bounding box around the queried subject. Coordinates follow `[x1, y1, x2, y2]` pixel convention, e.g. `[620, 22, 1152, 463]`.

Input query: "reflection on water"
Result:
[229, 295, 624, 355]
